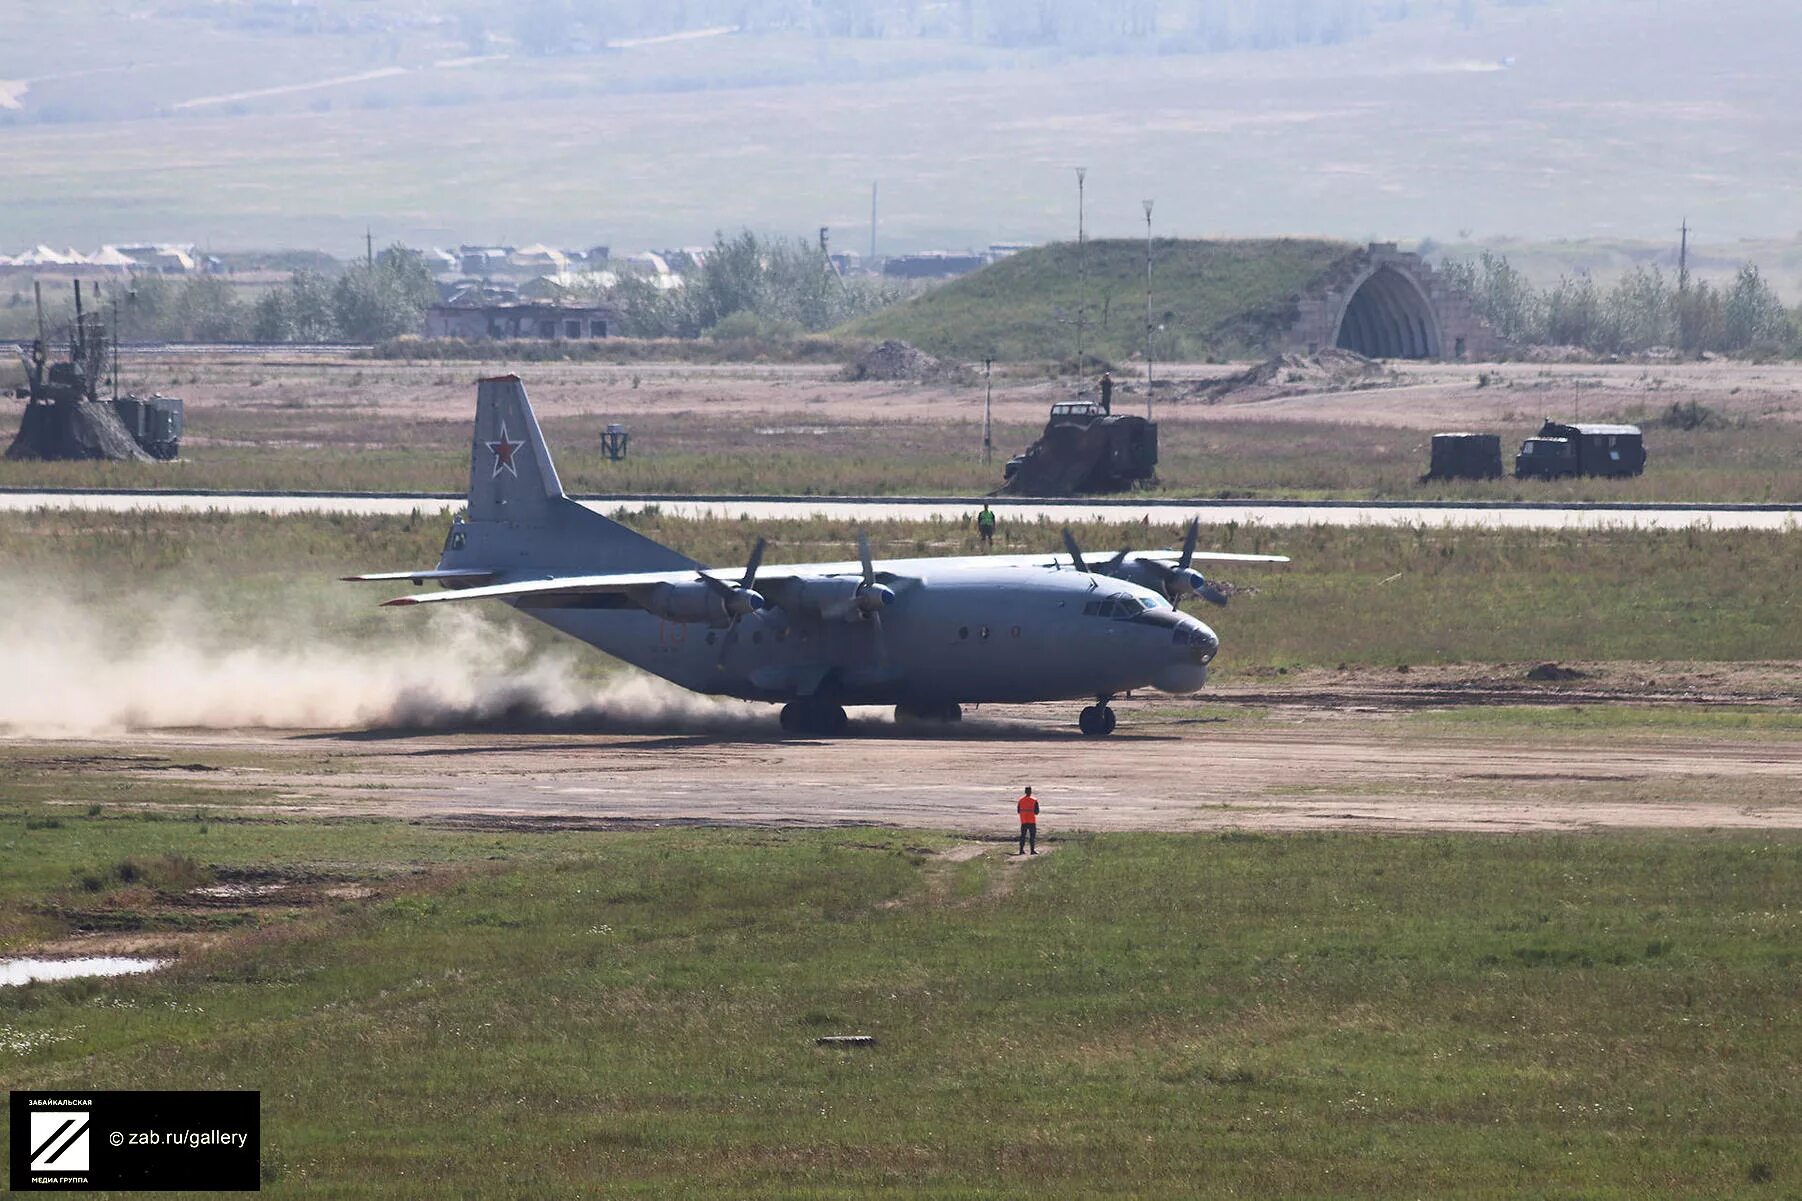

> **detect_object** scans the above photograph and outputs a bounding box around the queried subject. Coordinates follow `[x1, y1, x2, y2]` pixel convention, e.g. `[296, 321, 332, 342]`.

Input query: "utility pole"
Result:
[1678, 217, 1690, 292]
[982, 357, 994, 465]
[365, 227, 375, 268]
[1074, 167, 1087, 367]
[110, 296, 120, 401]
[1143, 198, 1155, 420]
[1676, 217, 1690, 351]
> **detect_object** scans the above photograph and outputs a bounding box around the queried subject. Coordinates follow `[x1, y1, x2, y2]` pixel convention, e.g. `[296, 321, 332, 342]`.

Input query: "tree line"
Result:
[1440, 252, 1800, 357]
[592, 230, 909, 340]
[97, 246, 440, 344]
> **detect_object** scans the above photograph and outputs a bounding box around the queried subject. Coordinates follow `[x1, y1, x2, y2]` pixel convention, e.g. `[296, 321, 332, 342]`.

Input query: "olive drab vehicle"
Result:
[1000, 381, 1158, 497]
[6, 280, 183, 463]
[1514, 421, 1645, 479]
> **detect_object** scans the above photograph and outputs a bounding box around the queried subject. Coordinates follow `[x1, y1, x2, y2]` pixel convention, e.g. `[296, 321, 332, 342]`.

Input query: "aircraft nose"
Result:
[1175, 617, 1219, 665]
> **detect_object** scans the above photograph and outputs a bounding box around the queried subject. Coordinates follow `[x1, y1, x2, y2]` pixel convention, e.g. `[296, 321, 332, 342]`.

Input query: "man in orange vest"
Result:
[1015, 785, 1040, 855]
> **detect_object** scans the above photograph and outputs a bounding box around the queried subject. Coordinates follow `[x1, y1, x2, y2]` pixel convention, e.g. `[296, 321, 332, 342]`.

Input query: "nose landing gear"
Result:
[1077, 700, 1117, 737]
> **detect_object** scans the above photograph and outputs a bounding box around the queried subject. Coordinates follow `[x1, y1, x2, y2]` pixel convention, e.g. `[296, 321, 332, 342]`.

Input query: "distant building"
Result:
[423, 302, 616, 340]
[457, 245, 513, 275]
[882, 251, 985, 279]
[509, 243, 568, 274]
[517, 274, 570, 301]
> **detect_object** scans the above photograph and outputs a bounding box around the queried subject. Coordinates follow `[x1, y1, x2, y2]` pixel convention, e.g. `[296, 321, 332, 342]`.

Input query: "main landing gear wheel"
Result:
[1078, 704, 1117, 737]
[896, 701, 963, 724]
[780, 700, 849, 736]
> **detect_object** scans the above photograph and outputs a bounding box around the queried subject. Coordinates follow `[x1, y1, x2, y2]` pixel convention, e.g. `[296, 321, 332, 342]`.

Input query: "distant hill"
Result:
[844, 238, 1356, 362]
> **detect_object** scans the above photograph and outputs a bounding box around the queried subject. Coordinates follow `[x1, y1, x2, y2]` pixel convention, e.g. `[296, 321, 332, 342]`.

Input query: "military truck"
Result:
[1514, 421, 1645, 479]
[1001, 400, 1158, 496]
[6, 281, 183, 462]
[1425, 432, 1503, 480]
[111, 393, 185, 460]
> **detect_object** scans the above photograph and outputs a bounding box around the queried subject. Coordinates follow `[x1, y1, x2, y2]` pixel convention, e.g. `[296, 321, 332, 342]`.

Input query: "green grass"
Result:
[8, 402, 1802, 502]
[2, 800, 1800, 1197]
[4, 510, 1801, 671]
[844, 237, 1356, 362]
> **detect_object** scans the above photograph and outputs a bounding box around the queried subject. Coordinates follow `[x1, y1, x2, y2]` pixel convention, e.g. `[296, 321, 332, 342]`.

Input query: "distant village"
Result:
[1, 238, 1036, 341]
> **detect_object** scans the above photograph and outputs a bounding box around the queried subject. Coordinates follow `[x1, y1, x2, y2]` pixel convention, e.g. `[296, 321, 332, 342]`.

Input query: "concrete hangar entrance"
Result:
[1289, 243, 1495, 360]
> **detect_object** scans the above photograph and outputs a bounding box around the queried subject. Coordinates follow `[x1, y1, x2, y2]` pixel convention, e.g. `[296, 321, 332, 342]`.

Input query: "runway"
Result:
[23, 713, 1801, 835]
[5, 488, 1801, 530]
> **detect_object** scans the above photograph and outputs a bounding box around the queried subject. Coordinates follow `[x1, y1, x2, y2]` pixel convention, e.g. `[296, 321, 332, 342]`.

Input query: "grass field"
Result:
[2, 786, 1799, 1197]
[6, 399, 1802, 503]
[4, 509, 1801, 674]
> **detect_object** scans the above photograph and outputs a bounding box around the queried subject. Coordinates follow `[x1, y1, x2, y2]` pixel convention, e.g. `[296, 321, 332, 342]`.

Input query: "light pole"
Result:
[983, 357, 994, 465]
[1142, 198, 1154, 420]
[1075, 167, 1087, 368]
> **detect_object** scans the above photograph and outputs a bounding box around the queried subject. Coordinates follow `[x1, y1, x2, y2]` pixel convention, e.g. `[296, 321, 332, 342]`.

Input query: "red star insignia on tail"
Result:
[486, 421, 523, 478]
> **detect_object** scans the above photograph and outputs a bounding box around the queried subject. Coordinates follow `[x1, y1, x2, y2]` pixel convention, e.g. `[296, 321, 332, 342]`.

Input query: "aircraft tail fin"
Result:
[450, 375, 695, 575]
[469, 374, 566, 524]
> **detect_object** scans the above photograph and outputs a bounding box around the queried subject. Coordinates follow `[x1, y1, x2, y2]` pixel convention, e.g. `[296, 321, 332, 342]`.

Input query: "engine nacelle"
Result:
[793, 578, 892, 621]
[636, 581, 762, 625]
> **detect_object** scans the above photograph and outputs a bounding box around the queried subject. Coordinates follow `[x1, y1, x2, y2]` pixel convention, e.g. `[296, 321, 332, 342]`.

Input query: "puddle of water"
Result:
[0, 957, 167, 986]
[192, 883, 286, 899]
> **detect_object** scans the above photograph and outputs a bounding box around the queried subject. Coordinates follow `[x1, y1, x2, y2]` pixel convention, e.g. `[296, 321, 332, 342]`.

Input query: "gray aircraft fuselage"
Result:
[359, 376, 1259, 733]
[508, 550, 1217, 707]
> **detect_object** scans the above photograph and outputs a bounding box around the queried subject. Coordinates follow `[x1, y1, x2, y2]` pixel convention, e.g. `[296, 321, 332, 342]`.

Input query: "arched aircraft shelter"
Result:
[1332, 265, 1444, 358]
[1287, 243, 1494, 361]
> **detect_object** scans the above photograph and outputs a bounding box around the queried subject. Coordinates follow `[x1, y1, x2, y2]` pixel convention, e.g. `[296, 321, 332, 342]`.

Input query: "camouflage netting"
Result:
[6, 401, 152, 462]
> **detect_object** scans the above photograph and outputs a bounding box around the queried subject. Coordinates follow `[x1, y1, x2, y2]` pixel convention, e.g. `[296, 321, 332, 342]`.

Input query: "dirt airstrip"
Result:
[22, 673, 1800, 836]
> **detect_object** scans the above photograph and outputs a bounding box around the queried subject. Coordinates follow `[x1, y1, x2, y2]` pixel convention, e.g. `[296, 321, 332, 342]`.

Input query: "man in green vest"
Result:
[976, 504, 997, 549]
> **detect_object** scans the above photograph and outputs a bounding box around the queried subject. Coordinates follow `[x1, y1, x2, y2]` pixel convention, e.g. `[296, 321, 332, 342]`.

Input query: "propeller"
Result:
[1144, 520, 1230, 607]
[703, 537, 767, 667]
[855, 530, 894, 662]
[1061, 527, 1090, 574]
[1064, 519, 1231, 607]
[696, 536, 767, 619]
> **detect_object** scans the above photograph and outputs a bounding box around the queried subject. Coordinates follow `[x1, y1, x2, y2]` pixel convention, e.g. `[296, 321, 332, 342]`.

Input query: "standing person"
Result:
[1098, 371, 1114, 414]
[1015, 786, 1040, 855]
[977, 503, 997, 549]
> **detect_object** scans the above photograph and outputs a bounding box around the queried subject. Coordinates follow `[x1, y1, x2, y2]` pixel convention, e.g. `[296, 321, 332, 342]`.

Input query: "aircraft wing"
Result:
[343, 568, 497, 584]
[978, 550, 1290, 569]
[378, 561, 884, 608]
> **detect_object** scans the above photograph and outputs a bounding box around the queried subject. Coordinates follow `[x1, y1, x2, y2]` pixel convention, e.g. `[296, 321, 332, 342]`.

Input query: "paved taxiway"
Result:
[5, 489, 1800, 530]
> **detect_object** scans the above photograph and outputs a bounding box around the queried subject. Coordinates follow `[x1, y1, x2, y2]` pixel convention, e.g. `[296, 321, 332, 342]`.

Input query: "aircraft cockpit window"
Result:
[1084, 595, 1153, 618]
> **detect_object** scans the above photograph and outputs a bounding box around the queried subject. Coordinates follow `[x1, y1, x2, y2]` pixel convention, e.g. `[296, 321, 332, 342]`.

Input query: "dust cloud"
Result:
[1, 584, 772, 737]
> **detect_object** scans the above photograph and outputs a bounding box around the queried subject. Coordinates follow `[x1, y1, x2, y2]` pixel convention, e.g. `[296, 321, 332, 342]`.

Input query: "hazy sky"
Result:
[2, 0, 1798, 255]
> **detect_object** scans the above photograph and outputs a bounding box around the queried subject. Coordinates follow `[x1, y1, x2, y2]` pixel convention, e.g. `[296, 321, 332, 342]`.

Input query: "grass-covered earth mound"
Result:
[845, 237, 1356, 362]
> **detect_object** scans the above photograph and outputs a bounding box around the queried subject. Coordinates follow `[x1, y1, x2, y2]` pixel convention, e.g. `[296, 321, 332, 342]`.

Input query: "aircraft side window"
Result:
[958, 626, 970, 640]
[1010, 625, 1021, 639]
[979, 625, 990, 640]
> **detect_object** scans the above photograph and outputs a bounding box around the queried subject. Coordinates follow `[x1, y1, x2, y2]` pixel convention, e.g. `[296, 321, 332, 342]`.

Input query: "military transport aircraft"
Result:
[348, 377, 1288, 736]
